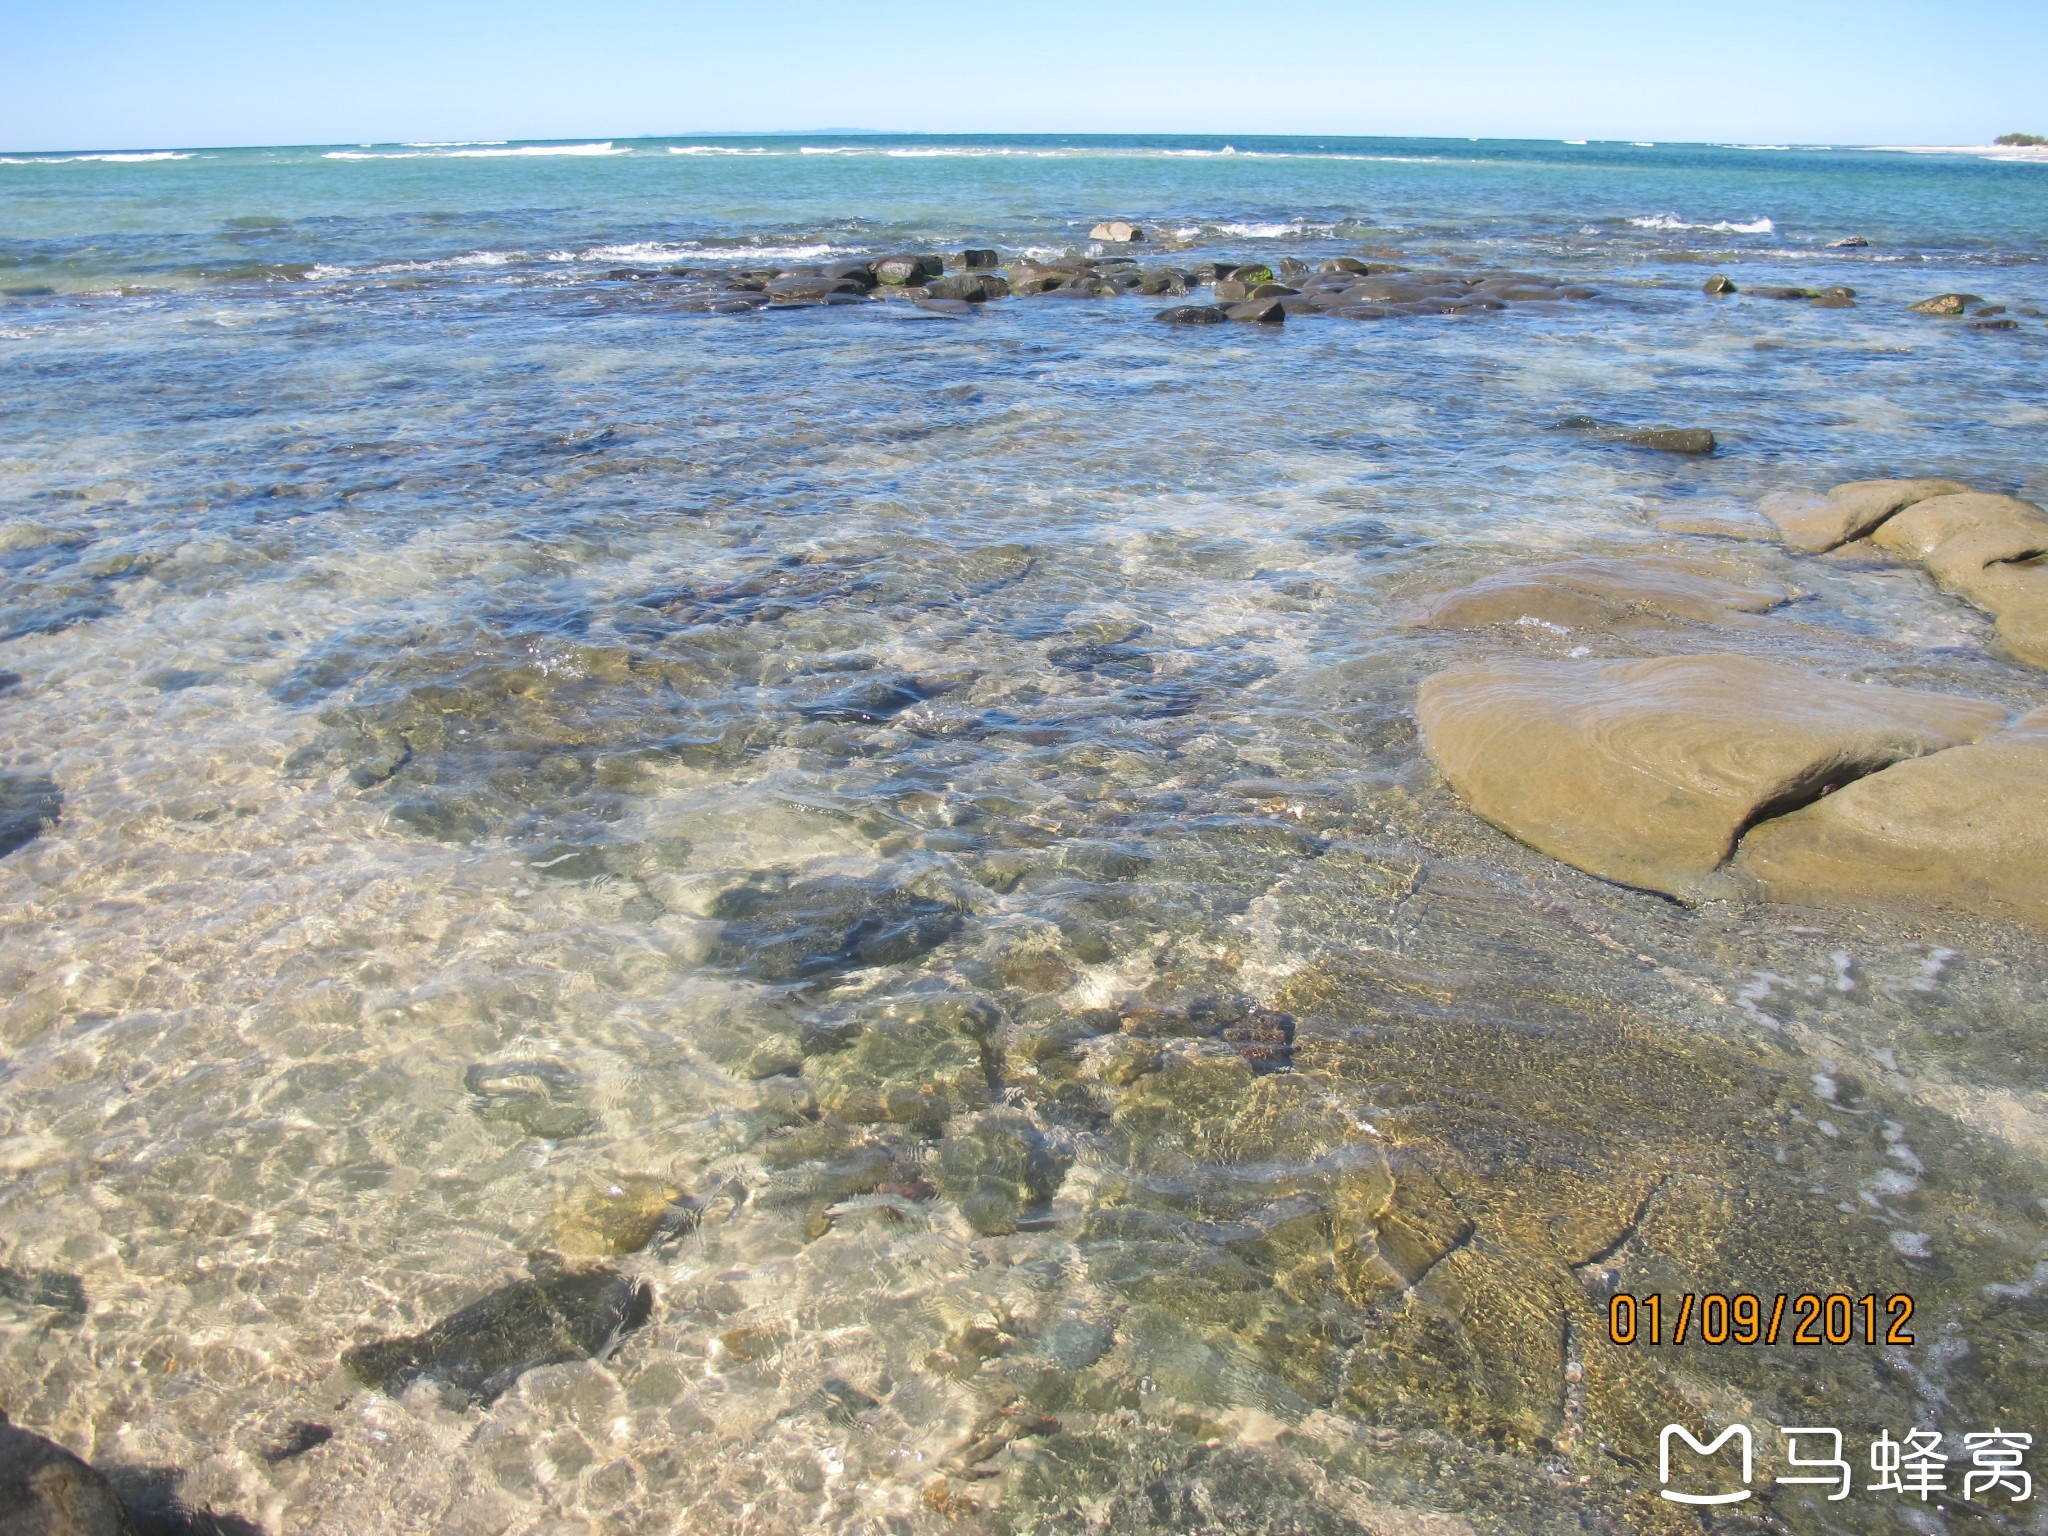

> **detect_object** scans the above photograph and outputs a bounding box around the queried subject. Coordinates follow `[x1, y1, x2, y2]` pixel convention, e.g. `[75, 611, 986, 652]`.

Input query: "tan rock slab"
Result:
[1734, 709, 2048, 926]
[1417, 654, 2005, 898]
[1759, 477, 1971, 553]
[1408, 555, 1794, 634]
[1869, 492, 2048, 668]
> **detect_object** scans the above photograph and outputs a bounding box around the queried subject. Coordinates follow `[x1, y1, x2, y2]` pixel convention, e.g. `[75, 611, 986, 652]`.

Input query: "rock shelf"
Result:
[1416, 473, 2048, 927]
[1416, 654, 2003, 902]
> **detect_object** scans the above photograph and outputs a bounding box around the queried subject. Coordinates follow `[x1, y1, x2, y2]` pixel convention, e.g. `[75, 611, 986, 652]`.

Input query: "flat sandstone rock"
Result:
[1734, 709, 2048, 926]
[1758, 477, 1971, 553]
[1417, 654, 2005, 898]
[1409, 555, 1794, 634]
[1870, 491, 2048, 667]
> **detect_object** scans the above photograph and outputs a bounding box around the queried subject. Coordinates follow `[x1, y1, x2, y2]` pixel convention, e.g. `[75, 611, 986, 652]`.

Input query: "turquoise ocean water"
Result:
[2, 136, 2047, 1534]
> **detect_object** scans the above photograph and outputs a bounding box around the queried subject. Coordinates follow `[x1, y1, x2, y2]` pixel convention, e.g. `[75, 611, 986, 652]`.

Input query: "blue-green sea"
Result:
[2, 135, 2047, 1536]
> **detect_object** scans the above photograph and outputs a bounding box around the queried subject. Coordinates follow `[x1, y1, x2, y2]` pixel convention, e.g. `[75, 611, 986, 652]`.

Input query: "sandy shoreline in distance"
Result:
[1867, 143, 2048, 162]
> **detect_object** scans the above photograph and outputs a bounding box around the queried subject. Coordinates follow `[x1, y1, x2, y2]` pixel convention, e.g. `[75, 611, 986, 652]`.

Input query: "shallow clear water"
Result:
[2, 135, 2047, 1535]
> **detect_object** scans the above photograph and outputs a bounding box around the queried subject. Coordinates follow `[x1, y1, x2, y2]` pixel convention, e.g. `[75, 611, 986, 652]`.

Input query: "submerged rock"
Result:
[550, 1174, 694, 1257]
[1417, 653, 2004, 898]
[1757, 475, 1971, 552]
[464, 1061, 598, 1141]
[0, 1261, 87, 1314]
[1703, 273, 1736, 295]
[706, 873, 962, 982]
[342, 1259, 652, 1405]
[1735, 708, 2048, 927]
[0, 773, 61, 859]
[0, 1416, 132, 1535]
[1408, 554, 1793, 634]
[934, 1114, 1068, 1235]
[1153, 305, 1228, 326]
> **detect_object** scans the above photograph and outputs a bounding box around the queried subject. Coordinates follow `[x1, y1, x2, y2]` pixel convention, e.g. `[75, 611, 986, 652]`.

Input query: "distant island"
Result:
[1996, 132, 2046, 146]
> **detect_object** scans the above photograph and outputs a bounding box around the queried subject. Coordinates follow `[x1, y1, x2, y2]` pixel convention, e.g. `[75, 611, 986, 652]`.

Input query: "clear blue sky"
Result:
[3, 0, 2044, 152]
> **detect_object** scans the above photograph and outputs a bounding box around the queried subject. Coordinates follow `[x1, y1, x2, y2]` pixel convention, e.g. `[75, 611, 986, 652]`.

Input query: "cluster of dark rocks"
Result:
[1705, 274, 2041, 330]
[600, 249, 1597, 325]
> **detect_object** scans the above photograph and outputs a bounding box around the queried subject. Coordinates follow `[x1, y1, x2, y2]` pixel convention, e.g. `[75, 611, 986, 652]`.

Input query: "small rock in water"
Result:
[926, 272, 1004, 302]
[0, 1261, 87, 1314]
[464, 1061, 599, 1141]
[550, 1173, 695, 1257]
[1828, 235, 1870, 247]
[0, 1415, 133, 1535]
[1745, 285, 1817, 301]
[0, 773, 61, 859]
[1554, 417, 1715, 455]
[952, 248, 1000, 269]
[706, 873, 962, 982]
[258, 1421, 334, 1465]
[870, 253, 934, 286]
[1220, 1007, 1295, 1071]
[1812, 285, 1857, 308]
[933, 1113, 1067, 1235]
[342, 1258, 653, 1405]
[1908, 292, 1983, 316]
[1088, 221, 1142, 243]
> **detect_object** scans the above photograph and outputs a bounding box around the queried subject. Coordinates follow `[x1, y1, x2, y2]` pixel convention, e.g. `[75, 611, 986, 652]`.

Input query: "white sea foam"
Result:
[448, 142, 623, 157]
[326, 142, 624, 161]
[668, 145, 775, 155]
[1628, 213, 1775, 234]
[306, 250, 519, 280]
[558, 240, 852, 264]
[0, 151, 194, 164]
[403, 141, 507, 148]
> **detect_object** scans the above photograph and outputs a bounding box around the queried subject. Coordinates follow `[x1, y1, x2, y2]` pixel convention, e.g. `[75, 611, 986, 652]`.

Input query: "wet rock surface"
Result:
[1417, 653, 2003, 899]
[1758, 475, 1971, 552]
[1736, 707, 2048, 925]
[0, 1417, 133, 1536]
[342, 1259, 653, 1405]
[1554, 417, 1716, 455]
[1408, 554, 1793, 633]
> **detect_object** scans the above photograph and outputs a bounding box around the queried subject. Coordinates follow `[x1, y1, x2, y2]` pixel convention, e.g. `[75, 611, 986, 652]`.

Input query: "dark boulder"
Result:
[1555, 417, 1716, 455]
[1828, 235, 1870, 248]
[1227, 264, 1275, 287]
[1134, 268, 1192, 296]
[1319, 257, 1368, 274]
[952, 249, 1000, 270]
[1154, 305, 1229, 326]
[820, 260, 877, 289]
[1813, 285, 1857, 308]
[871, 254, 935, 286]
[1703, 274, 1738, 295]
[913, 298, 978, 316]
[1224, 297, 1288, 323]
[763, 274, 865, 303]
[342, 1259, 652, 1405]
[1246, 283, 1299, 299]
[926, 273, 1004, 302]
[1213, 279, 1249, 302]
